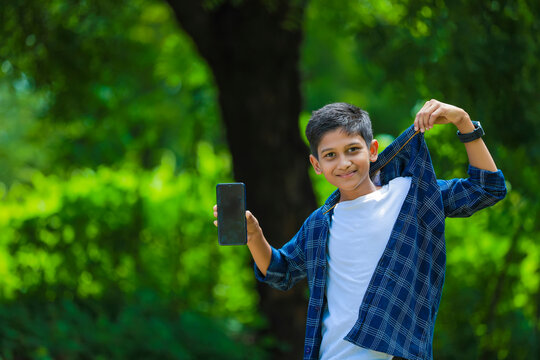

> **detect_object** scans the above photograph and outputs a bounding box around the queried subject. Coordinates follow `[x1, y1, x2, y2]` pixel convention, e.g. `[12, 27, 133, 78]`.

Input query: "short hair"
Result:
[305, 102, 373, 159]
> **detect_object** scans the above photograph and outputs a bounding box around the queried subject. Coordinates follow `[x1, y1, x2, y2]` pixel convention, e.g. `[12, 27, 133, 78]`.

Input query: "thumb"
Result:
[245, 210, 259, 226]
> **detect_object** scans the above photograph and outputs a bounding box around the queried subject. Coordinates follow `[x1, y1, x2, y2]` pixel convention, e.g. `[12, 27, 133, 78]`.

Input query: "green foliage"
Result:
[1, 0, 267, 357]
[0, 144, 265, 358]
[424, 129, 538, 359]
[0, 0, 223, 178]
[0, 295, 265, 360]
[1, 0, 539, 358]
[436, 190, 539, 359]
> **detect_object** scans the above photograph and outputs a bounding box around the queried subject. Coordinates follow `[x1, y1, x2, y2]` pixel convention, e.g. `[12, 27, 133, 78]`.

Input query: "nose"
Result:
[337, 156, 352, 170]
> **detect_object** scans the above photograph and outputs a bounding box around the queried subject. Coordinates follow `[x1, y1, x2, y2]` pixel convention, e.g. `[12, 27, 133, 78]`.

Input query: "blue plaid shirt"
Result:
[255, 125, 507, 360]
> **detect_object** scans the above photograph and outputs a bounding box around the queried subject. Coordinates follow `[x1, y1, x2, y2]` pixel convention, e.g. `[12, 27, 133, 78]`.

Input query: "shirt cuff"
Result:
[468, 165, 507, 197]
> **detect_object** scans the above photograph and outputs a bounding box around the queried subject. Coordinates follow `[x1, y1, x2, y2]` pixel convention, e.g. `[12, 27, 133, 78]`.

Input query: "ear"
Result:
[309, 154, 322, 174]
[369, 139, 379, 162]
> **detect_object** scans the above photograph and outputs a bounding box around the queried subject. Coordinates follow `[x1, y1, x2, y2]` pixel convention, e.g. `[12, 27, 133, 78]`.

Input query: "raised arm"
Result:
[414, 99, 498, 171]
[414, 99, 506, 217]
[213, 205, 272, 276]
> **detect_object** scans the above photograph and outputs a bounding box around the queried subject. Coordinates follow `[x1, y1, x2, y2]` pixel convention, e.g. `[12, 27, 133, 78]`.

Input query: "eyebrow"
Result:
[320, 142, 363, 154]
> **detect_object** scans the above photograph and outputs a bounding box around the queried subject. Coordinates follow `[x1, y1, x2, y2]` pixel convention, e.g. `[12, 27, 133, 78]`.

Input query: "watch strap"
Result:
[457, 121, 484, 143]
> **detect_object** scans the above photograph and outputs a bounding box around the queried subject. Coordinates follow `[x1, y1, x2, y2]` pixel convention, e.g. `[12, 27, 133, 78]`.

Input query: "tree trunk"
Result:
[166, 1, 315, 358]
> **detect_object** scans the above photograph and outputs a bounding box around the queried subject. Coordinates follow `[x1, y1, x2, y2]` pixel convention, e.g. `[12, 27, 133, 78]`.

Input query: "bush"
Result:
[0, 143, 265, 359]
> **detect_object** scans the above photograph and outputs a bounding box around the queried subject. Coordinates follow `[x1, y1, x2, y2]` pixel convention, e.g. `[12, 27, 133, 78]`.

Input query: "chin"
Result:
[336, 183, 359, 191]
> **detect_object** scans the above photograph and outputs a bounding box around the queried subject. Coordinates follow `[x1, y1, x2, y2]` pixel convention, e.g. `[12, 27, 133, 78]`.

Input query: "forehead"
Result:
[318, 129, 367, 152]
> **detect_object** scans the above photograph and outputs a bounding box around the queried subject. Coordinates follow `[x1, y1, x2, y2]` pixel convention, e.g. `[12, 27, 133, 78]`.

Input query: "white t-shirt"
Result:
[320, 176, 412, 360]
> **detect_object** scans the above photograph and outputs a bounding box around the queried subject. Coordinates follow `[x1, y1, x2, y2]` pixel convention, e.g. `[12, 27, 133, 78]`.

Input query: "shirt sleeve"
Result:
[437, 165, 507, 218]
[254, 223, 308, 291]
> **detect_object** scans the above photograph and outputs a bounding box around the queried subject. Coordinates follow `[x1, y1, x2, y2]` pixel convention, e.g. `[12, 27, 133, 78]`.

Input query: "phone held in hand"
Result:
[216, 183, 247, 246]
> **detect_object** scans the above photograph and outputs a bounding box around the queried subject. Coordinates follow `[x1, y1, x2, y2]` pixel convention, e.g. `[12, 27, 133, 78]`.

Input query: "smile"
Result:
[338, 170, 357, 178]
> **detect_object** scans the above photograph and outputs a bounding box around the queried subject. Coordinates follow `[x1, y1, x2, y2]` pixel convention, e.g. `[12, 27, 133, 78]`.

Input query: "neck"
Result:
[339, 181, 380, 202]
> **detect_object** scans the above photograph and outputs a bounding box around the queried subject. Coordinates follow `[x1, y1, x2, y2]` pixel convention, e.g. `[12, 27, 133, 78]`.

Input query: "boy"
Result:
[213, 100, 506, 360]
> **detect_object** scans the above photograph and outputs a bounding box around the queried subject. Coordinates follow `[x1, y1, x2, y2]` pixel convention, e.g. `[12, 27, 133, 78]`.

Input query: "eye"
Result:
[348, 147, 360, 153]
[324, 152, 335, 159]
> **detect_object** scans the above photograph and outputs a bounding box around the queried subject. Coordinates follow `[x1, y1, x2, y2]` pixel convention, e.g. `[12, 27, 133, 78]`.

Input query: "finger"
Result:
[246, 210, 259, 226]
[422, 101, 441, 131]
[213, 204, 217, 210]
[213, 220, 218, 227]
[414, 101, 429, 131]
[428, 108, 444, 128]
[424, 103, 440, 130]
[414, 105, 426, 131]
[419, 105, 428, 132]
[416, 101, 432, 132]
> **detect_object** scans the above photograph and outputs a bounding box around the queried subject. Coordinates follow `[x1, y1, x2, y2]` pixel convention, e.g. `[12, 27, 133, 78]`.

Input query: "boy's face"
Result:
[309, 129, 379, 201]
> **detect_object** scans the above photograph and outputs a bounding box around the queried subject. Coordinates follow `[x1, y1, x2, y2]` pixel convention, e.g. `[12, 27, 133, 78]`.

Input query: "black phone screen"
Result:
[216, 183, 247, 246]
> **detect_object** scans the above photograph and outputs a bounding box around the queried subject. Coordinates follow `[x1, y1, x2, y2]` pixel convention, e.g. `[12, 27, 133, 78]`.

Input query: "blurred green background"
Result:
[0, 0, 538, 359]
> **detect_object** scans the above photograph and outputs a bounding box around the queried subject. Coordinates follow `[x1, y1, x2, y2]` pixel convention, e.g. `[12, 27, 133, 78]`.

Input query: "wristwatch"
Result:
[456, 121, 484, 143]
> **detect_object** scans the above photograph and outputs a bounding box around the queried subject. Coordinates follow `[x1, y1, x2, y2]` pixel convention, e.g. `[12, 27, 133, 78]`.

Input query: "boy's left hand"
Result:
[414, 99, 471, 133]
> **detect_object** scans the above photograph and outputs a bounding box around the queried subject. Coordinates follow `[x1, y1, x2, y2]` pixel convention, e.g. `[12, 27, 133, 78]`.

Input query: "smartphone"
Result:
[216, 183, 247, 246]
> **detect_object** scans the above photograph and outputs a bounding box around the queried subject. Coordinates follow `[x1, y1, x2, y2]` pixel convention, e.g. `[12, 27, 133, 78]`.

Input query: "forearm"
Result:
[251, 224, 309, 290]
[455, 116, 498, 172]
[414, 99, 499, 172]
[247, 226, 272, 277]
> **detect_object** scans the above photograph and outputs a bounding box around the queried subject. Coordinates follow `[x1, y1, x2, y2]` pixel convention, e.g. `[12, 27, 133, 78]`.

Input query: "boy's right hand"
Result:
[213, 204, 272, 276]
[213, 205, 263, 245]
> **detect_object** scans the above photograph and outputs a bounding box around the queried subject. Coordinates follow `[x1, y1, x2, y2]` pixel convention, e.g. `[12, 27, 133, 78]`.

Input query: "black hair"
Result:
[305, 102, 373, 159]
